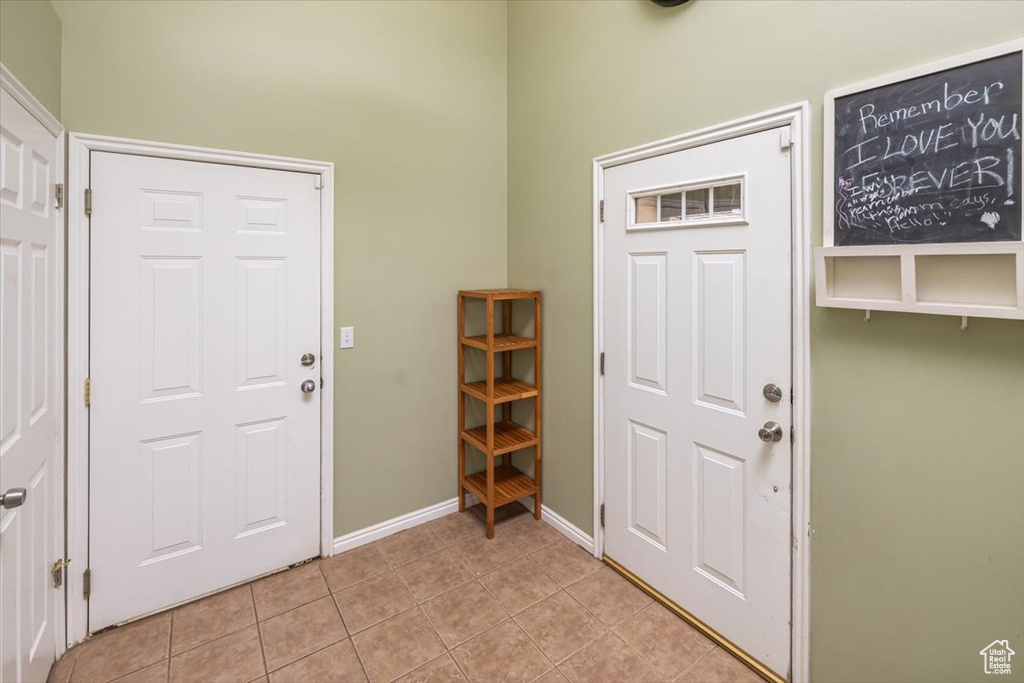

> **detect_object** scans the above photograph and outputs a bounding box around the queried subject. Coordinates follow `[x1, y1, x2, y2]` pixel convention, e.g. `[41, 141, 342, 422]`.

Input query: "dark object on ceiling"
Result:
[651, 0, 691, 6]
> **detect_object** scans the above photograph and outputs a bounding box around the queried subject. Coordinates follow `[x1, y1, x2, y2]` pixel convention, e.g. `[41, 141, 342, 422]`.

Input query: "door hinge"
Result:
[83, 568, 91, 599]
[55, 183, 64, 210]
[313, 175, 323, 190]
[84, 188, 93, 216]
[599, 200, 604, 222]
[51, 559, 70, 588]
[600, 503, 605, 527]
[780, 127, 793, 150]
[790, 426, 795, 444]
[599, 352, 605, 376]
[84, 378, 91, 406]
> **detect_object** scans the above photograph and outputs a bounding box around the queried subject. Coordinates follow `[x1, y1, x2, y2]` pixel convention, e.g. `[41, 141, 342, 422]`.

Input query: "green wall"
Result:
[52, 0, 508, 535]
[5, 1, 1022, 679]
[0, 0, 62, 117]
[507, 2, 1023, 682]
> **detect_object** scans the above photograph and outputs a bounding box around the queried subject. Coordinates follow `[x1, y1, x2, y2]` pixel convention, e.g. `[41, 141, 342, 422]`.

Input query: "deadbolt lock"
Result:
[51, 559, 70, 588]
[762, 383, 783, 403]
[300, 353, 316, 367]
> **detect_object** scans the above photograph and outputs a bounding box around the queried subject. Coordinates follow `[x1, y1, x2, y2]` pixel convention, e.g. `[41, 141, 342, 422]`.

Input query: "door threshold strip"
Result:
[603, 555, 786, 683]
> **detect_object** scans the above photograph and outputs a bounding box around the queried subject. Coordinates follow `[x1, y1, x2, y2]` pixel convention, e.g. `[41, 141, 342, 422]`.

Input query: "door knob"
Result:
[300, 353, 316, 367]
[758, 422, 784, 443]
[1, 487, 27, 509]
[301, 379, 317, 394]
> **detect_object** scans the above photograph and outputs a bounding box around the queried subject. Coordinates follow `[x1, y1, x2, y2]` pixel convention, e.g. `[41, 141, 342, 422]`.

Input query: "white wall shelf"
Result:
[814, 242, 1024, 320]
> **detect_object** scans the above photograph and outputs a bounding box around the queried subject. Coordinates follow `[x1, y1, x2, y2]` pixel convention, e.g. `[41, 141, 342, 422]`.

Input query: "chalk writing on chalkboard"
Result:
[833, 52, 1022, 246]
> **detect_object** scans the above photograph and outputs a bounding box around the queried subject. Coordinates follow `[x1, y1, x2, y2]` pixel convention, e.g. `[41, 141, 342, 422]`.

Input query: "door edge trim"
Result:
[604, 555, 786, 683]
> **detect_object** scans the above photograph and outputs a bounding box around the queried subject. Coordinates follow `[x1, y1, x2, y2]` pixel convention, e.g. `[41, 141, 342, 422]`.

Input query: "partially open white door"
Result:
[88, 153, 322, 630]
[0, 75, 63, 683]
[602, 126, 793, 676]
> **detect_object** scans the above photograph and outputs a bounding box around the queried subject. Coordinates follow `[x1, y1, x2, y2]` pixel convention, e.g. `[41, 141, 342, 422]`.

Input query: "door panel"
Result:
[89, 153, 321, 631]
[694, 251, 746, 413]
[628, 253, 667, 394]
[627, 420, 667, 549]
[604, 127, 792, 676]
[0, 86, 61, 683]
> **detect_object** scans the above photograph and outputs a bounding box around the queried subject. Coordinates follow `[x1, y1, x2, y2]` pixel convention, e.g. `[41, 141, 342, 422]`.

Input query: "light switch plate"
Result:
[339, 326, 354, 349]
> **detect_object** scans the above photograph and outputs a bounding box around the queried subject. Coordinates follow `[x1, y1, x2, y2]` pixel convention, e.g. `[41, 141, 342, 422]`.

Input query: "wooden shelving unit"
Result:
[457, 288, 542, 538]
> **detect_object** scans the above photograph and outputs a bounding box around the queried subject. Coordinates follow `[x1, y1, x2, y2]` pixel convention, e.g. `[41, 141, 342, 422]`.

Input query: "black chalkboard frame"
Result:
[823, 40, 1024, 248]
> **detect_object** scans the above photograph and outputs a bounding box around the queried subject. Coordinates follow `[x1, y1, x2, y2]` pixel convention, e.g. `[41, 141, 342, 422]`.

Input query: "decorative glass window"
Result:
[630, 177, 745, 229]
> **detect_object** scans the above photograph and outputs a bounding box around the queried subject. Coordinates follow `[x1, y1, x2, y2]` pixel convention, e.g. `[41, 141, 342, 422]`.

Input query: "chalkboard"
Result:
[832, 51, 1022, 246]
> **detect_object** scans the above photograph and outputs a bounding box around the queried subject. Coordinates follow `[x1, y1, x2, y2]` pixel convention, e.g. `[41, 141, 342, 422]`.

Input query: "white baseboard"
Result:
[331, 494, 594, 556]
[517, 496, 594, 554]
[331, 498, 461, 555]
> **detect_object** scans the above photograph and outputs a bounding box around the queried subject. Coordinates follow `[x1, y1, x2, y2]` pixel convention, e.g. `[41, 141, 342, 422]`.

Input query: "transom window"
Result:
[630, 177, 745, 228]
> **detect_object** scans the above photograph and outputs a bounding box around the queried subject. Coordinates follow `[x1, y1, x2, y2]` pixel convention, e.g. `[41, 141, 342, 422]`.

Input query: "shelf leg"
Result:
[458, 438, 466, 513]
[486, 295, 496, 539]
[458, 295, 466, 513]
[486, 455, 495, 539]
[502, 299, 512, 473]
[534, 294, 542, 520]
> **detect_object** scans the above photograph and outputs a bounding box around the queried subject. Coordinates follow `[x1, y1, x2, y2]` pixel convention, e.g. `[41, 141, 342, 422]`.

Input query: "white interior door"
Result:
[602, 127, 793, 676]
[0, 84, 62, 683]
[89, 152, 322, 631]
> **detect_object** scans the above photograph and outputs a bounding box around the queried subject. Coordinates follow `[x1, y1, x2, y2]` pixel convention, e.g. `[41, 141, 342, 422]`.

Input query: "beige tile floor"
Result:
[48, 510, 763, 683]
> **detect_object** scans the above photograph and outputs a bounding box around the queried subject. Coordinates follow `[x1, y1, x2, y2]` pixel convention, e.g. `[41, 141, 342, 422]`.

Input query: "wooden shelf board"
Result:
[462, 465, 538, 507]
[461, 421, 537, 456]
[460, 288, 541, 300]
[461, 378, 538, 404]
[460, 334, 538, 351]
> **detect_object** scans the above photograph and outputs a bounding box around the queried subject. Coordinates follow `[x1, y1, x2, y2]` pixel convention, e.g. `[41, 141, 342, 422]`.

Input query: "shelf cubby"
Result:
[814, 243, 1024, 320]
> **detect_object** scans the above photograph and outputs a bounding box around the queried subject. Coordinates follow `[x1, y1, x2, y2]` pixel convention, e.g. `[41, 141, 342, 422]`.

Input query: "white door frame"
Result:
[0, 63, 67, 660]
[592, 102, 812, 683]
[66, 133, 335, 646]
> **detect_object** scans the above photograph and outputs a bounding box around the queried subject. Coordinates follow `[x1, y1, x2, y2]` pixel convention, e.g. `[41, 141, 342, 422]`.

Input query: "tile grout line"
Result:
[261, 635, 358, 679]
[672, 645, 720, 682]
[64, 650, 79, 683]
[165, 610, 174, 683]
[506, 611, 558, 677]
[250, 585, 270, 681]
[419, 517, 593, 674]
[421, 577, 512, 652]
[502, 550, 617, 671]
[559, 573, 672, 678]
[324, 548, 375, 683]
[86, 615, 175, 683]
[260, 592, 350, 675]
[388, 541, 477, 608]
[346, 636, 373, 683]
[346, 520, 537, 680]
[513, 587, 596, 669]
[446, 643, 475, 683]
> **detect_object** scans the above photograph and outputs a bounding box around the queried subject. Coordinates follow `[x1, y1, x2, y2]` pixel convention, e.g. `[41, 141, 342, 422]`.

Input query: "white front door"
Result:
[603, 127, 793, 676]
[89, 152, 322, 631]
[0, 84, 62, 683]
